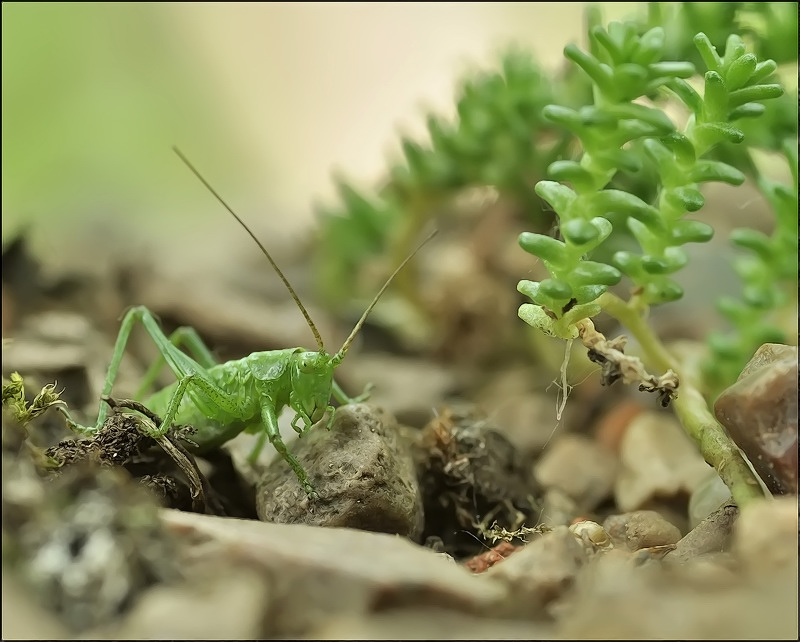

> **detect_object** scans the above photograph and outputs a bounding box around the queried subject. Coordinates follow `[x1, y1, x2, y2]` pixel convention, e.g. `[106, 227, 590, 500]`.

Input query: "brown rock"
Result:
[594, 400, 645, 454]
[475, 367, 564, 458]
[482, 390, 562, 458]
[688, 471, 731, 528]
[714, 344, 798, 495]
[256, 404, 424, 540]
[3, 459, 177, 633]
[559, 542, 798, 639]
[89, 569, 270, 640]
[160, 511, 505, 637]
[309, 608, 556, 640]
[733, 496, 799, 575]
[346, 354, 461, 426]
[485, 526, 587, 616]
[614, 411, 711, 511]
[602, 510, 682, 551]
[1, 576, 71, 640]
[534, 434, 617, 511]
[538, 487, 582, 528]
[667, 503, 739, 562]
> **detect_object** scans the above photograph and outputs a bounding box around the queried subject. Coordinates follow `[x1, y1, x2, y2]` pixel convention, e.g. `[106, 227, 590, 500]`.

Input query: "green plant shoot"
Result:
[59, 147, 436, 498]
[517, 19, 791, 508]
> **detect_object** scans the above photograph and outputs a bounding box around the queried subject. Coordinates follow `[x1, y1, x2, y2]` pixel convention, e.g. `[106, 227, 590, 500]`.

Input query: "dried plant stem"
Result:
[596, 292, 766, 507]
[102, 396, 223, 515]
[576, 318, 679, 406]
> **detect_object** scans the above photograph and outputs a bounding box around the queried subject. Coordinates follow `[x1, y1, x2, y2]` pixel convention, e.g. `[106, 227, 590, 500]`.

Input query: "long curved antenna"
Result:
[173, 147, 325, 352]
[332, 229, 437, 366]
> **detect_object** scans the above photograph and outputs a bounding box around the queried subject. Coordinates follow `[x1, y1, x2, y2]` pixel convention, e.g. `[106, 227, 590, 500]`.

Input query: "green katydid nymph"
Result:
[60, 147, 436, 498]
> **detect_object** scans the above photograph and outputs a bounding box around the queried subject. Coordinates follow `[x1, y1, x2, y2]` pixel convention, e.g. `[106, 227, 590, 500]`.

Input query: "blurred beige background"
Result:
[3, 2, 632, 277]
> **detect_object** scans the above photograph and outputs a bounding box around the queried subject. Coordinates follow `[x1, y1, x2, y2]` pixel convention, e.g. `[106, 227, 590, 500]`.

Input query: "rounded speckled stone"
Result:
[256, 404, 424, 541]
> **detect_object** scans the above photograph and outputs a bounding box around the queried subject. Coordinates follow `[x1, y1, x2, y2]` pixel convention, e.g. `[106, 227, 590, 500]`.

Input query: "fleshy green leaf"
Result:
[730, 228, 773, 260]
[571, 285, 608, 304]
[539, 278, 573, 299]
[561, 218, 603, 246]
[689, 160, 745, 184]
[636, 26, 665, 65]
[519, 304, 579, 339]
[648, 61, 695, 78]
[644, 278, 684, 302]
[727, 83, 784, 108]
[703, 71, 728, 122]
[725, 53, 757, 91]
[750, 59, 778, 84]
[667, 78, 703, 114]
[535, 180, 577, 213]
[641, 255, 672, 274]
[728, 103, 766, 120]
[547, 161, 595, 190]
[607, 103, 675, 134]
[564, 43, 613, 93]
[519, 232, 568, 264]
[694, 32, 722, 71]
[665, 186, 705, 212]
[693, 122, 745, 146]
[542, 104, 583, 130]
[570, 261, 622, 285]
[612, 251, 643, 275]
[671, 220, 714, 244]
[592, 189, 663, 231]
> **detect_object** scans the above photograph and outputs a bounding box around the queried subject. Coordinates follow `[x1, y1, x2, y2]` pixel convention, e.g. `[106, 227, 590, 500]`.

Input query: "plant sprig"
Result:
[517, 19, 789, 507]
[2, 371, 65, 428]
[518, 27, 785, 339]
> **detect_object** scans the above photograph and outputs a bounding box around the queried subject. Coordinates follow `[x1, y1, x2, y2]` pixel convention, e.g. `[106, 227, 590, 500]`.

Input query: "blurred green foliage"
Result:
[314, 49, 583, 314]
[649, 2, 799, 68]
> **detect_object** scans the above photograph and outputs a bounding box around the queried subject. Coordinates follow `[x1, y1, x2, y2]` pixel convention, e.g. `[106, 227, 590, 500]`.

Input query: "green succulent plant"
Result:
[516, 16, 795, 507]
[519, 27, 786, 335]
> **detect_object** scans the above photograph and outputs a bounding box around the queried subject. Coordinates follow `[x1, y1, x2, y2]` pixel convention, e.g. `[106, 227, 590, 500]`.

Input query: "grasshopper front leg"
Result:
[332, 379, 374, 405]
[289, 403, 335, 435]
[301, 380, 372, 433]
[261, 401, 316, 497]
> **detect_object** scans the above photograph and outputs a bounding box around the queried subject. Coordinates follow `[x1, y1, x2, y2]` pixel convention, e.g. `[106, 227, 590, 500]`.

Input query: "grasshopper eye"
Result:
[298, 352, 321, 373]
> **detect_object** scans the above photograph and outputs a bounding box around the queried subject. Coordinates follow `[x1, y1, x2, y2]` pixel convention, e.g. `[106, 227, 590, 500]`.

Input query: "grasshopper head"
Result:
[290, 351, 334, 426]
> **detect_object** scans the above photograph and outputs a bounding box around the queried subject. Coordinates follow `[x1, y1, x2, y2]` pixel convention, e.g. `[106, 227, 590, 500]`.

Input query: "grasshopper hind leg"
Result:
[247, 430, 268, 465]
[135, 326, 218, 398]
[56, 305, 163, 435]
